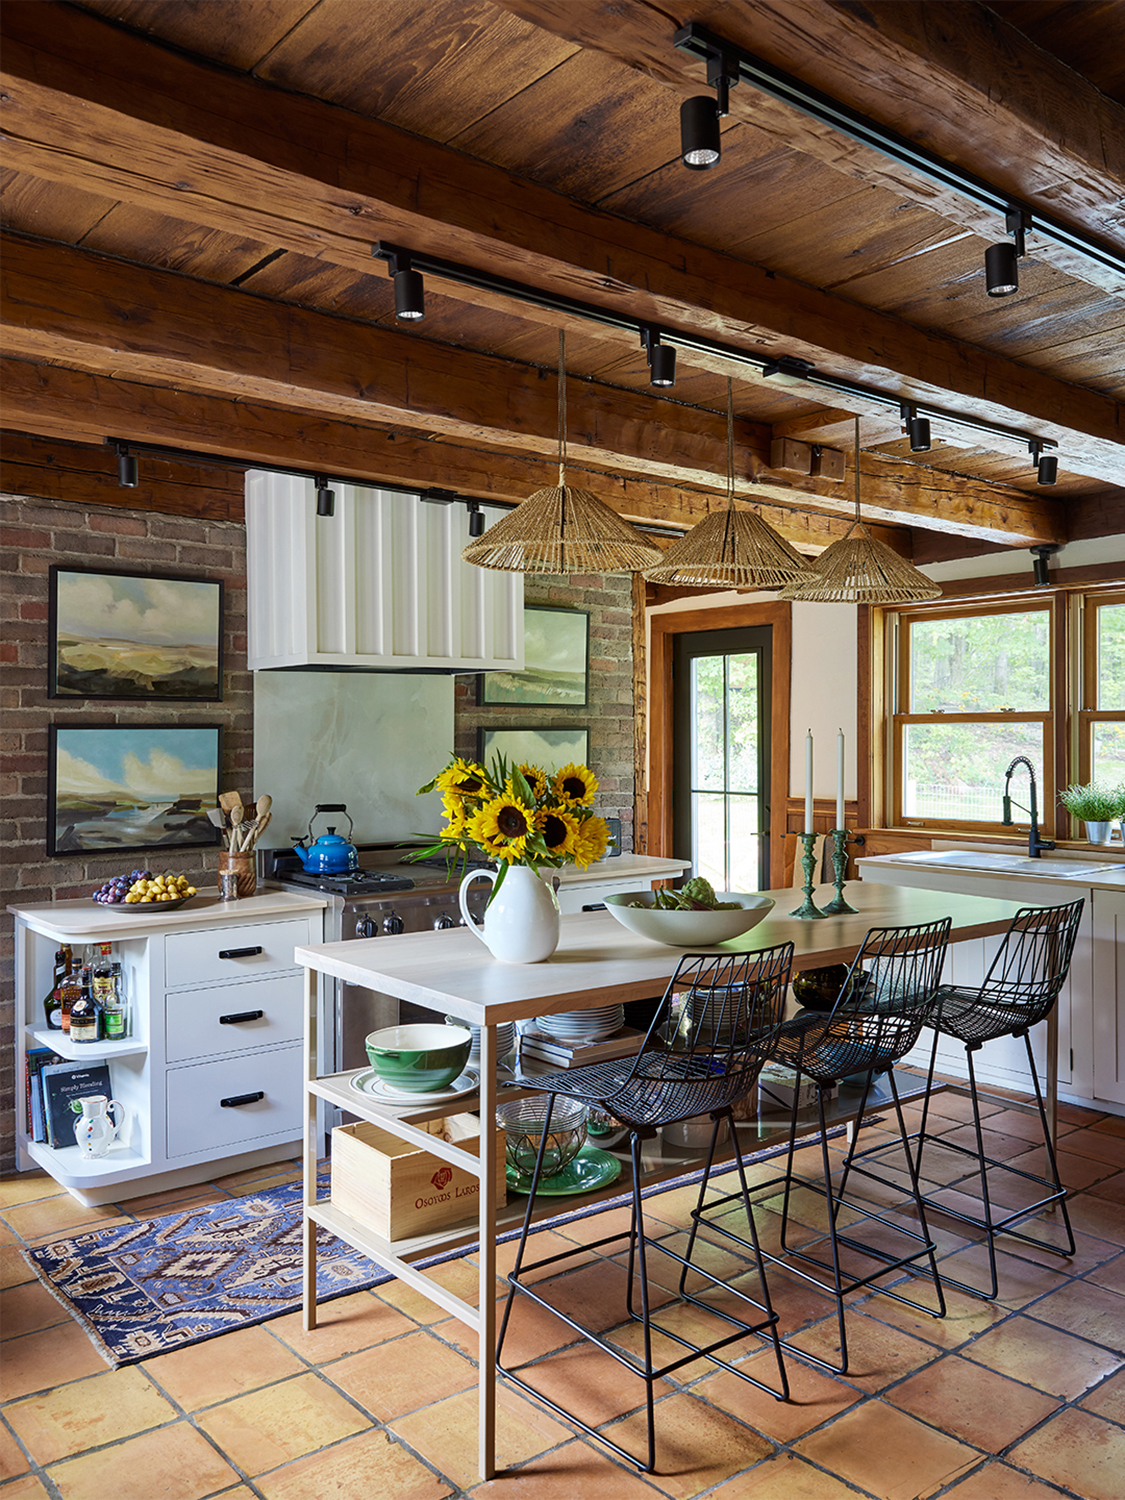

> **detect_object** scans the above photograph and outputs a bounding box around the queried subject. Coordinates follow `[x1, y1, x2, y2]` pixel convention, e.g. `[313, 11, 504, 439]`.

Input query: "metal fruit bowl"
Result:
[603, 891, 775, 947]
[496, 1097, 587, 1178]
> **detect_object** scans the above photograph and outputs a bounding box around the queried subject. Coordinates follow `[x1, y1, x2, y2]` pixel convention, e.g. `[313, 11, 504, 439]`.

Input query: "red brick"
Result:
[116, 539, 177, 561]
[89, 512, 147, 536]
[0, 642, 16, 662]
[0, 526, 51, 548]
[19, 601, 49, 621]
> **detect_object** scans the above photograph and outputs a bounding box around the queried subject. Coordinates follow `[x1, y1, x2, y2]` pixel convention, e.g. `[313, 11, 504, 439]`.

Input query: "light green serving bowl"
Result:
[603, 891, 775, 947]
[364, 1023, 472, 1092]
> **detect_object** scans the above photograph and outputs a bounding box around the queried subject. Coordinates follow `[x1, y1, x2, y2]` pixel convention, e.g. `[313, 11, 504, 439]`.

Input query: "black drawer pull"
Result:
[218, 945, 263, 960]
[582, 903, 607, 912]
[221, 1091, 264, 1108]
[219, 1009, 264, 1025]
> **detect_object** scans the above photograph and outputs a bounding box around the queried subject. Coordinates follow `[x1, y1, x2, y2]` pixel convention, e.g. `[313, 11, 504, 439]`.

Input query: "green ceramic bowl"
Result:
[364, 1024, 472, 1092]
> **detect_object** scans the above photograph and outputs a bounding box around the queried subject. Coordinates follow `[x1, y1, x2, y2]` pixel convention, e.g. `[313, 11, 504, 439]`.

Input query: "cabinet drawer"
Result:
[165, 974, 303, 1063]
[165, 920, 311, 988]
[165, 1047, 302, 1156]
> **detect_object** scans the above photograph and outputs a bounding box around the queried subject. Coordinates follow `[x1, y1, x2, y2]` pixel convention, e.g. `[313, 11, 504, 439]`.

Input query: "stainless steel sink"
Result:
[904, 850, 1117, 878]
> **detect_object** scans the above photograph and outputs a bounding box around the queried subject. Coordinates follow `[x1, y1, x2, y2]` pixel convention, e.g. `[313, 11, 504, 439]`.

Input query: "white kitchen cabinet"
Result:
[10, 894, 325, 1205]
[553, 854, 691, 916]
[1092, 891, 1125, 1106]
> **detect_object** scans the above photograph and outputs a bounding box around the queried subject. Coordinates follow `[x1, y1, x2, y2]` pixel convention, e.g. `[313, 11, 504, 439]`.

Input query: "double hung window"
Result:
[1079, 591, 1125, 792]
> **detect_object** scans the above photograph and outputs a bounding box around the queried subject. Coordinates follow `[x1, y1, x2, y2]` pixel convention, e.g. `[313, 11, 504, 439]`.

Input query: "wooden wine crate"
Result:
[331, 1114, 506, 1241]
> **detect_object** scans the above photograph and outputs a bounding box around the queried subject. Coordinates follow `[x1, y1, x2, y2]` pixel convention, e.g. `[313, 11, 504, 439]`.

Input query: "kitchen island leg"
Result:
[478, 1022, 497, 1480]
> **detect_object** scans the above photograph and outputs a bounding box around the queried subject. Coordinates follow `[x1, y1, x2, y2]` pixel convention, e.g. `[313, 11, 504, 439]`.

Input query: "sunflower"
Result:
[467, 783, 535, 863]
[440, 791, 469, 838]
[538, 805, 580, 858]
[552, 762, 598, 806]
[570, 814, 610, 869]
[517, 763, 549, 802]
[435, 758, 490, 802]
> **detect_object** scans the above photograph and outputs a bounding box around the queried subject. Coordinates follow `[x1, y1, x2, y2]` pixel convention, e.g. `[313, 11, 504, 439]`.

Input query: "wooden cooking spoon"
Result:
[219, 790, 243, 814]
[229, 804, 245, 851]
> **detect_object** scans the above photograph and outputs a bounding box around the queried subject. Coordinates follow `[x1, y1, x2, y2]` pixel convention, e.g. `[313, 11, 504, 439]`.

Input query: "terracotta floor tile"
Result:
[1008, 1144, 1117, 1192]
[1081, 1367, 1125, 1424]
[1007, 1406, 1125, 1500]
[5, 1365, 176, 1465]
[985, 1107, 1070, 1145]
[706, 1452, 872, 1499]
[209, 1159, 301, 1193]
[886, 1353, 1060, 1451]
[193, 1370, 368, 1475]
[391, 1381, 572, 1491]
[861, 1277, 1007, 1350]
[553, 1204, 637, 1247]
[962, 1314, 1123, 1399]
[0, 1244, 36, 1289]
[375, 1258, 493, 1324]
[0, 1278, 70, 1340]
[329, 1328, 476, 1419]
[784, 1307, 940, 1392]
[267, 1289, 414, 1362]
[940, 1459, 1082, 1498]
[22, 1217, 136, 1248]
[0, 1322, 109, 1403]
[119, 1184, 232, 1214]
[512, 1340, 650, 1429]
[1056, 1102, 1107, 1126]
[924, 1093, 1004, 1125]
[528, 1259, 674, 1336]
[795, 1398, 979, 1500]
[1057, 1128, 1125, 1167]
[256, 1427, 451, 1500]
[0, 1420, 30, 1480]
[46, 1420, 238, 1500]
[142, 1323, 305, 1409]
[490, 1229, 595, 1281]
[694, 1351, 859, 1443]
[0, 1476, 50, 1500]
[1091, 1115, 1125, 1138]
[0, 1221, 19, 1247]
[1089, 1170, 1125, 1204]
[1086, 1250, 1125, 1296]
[935, 1238, 1082, 1307]
[1027, 1277, 1125, 1351]
[0, 1174, 67, 1209]
[605, 1390, 773, 1498]
[1, 1196, 128, 1241]
[1066, 1191, 1125, 1244]
[468, 1437, 662, 1497]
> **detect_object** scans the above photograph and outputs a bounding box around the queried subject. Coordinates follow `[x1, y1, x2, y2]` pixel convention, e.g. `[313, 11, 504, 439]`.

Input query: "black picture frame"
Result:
[48, 565, 224, 701]
[478, 726, 591, 774]
[47, 723, 223, 858]
[478, 605, 589, 707]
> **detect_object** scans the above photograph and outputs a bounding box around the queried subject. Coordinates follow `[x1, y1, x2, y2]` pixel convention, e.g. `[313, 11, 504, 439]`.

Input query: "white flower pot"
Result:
[1083, 820, 1113, 845]
[459, 864, 560, 964]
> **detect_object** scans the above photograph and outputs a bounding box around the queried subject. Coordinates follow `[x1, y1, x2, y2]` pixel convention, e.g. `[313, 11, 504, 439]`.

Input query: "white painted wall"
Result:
[919, 533, 1125, 583]
[790, 602, 858, 800]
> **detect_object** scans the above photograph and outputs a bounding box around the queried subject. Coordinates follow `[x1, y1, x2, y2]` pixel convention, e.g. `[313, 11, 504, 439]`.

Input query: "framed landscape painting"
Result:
[48, 724, 222, 857]
[48, 566, 223, 701]
[479, 606, 588, 706]
[479, 726, 590, 774]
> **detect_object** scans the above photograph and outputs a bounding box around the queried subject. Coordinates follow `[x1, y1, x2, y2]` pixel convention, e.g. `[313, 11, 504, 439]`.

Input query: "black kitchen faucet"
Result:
[1001, 755, 1055, 858]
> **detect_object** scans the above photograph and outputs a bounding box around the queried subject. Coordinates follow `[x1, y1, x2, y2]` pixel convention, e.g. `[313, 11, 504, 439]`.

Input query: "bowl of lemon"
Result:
[123, 872, 197, 910]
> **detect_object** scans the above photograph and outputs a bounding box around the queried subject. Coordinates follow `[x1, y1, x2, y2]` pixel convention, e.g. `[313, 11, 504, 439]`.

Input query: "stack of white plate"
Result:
[536, 1004, 625, 1043]
[446, 1017, 517, 1065]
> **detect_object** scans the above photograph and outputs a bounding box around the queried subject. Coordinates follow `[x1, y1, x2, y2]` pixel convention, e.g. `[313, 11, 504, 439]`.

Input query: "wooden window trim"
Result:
[1077, 589, 1125, 798]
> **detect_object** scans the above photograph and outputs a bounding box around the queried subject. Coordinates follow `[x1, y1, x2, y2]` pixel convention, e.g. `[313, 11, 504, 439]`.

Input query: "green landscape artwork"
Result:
[480, 606, 588, 706]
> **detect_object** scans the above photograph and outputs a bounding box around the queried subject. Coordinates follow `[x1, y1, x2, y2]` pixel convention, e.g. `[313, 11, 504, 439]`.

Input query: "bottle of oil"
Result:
[42, 948, 70, 1030]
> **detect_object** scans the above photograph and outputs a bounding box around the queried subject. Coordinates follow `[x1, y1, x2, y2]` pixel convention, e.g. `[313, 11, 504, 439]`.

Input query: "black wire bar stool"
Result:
[495, 943, 795, 1474]
[685, 918, 952, 1376]
[875, 899, 1085, 1300]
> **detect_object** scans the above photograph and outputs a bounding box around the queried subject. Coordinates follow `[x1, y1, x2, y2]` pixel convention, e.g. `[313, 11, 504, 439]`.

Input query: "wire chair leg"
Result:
[886, 1068, 946, 1318]
[496, 1094, 556, 1366]
[677, 1112, 727, 1301]
[1021, 1029, 1076, 1255]
[629, 1131, 657, 1476]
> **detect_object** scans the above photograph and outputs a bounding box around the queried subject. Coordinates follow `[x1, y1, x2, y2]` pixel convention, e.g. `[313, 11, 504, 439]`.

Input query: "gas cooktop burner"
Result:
[285, 869, 416, 894]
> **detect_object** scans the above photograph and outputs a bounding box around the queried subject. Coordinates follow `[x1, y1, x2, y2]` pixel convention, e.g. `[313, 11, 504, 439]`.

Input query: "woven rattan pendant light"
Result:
[779, 418, 941, 604]
[644, 378, 809, 589]
[462, 332, 660, 575]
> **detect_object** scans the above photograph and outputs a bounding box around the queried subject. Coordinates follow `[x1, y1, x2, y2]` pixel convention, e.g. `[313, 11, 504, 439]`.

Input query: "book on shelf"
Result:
[26, 1048, 63, 1143]
[41, 1060, 114, 1150]
[520, 1026, 645, 1069]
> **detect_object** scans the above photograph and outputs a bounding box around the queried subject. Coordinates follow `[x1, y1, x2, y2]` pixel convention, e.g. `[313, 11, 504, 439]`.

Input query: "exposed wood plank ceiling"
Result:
[1, 0, 1123, 560]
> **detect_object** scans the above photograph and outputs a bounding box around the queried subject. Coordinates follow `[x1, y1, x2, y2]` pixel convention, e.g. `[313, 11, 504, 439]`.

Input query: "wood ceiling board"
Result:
[73, 0, 321, 72]
[987, 2, 1125, 106]
[5, 6, 1122, 478]
[242, 254, 396, 320]
[500, 0, 1125, 296]
[77, 203, 272, 283]
[0, 168, 115, 242]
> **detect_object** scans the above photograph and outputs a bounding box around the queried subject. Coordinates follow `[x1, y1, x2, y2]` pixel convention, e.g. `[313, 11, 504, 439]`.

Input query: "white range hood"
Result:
[246, 470, 524, 673]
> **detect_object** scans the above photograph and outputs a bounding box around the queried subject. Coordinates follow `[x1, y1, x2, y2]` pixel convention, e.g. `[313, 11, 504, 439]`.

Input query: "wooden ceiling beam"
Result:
[1, 3, 1122, 485]
[498, 0, 1125, 298]
[0, 233, 1064, 545]
[1, 358, 925, 558]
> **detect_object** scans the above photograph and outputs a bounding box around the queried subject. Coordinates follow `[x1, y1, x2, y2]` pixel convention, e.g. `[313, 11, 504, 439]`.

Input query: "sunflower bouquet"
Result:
[410, 754, 611, 893]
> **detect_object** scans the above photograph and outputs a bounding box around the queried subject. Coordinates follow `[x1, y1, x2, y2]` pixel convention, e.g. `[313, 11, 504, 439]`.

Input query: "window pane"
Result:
[726, 653, 760, 792]
[1097, 603, 1125, 710]
[727, 795, 760, 892]
[691, 657, 725, 791]
[903, 723, 1043, 822]
[1093, 722, 1125, 785]
[692, 792, 726, 889]
[909, 611, 1049, 713]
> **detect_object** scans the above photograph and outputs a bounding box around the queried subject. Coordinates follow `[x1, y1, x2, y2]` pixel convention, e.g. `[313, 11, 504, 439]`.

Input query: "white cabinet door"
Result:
[1092, 892, 1125, 1105]
[165, 920, 312, 988]
[165, 974, 304, 1062]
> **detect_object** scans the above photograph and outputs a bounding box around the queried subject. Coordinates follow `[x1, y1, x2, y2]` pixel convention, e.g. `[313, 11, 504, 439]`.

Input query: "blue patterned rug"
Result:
[23, 1128, 855, 1368]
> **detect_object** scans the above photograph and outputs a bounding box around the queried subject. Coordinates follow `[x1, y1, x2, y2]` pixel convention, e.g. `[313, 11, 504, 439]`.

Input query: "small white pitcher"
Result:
[73, 1095, 126, 1159]
[459, 864, 561, 964]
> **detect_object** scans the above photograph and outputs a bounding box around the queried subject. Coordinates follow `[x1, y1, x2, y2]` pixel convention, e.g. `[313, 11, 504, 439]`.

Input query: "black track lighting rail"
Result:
[673, 23, 1125, 282]
[372, 241, 1056, 454]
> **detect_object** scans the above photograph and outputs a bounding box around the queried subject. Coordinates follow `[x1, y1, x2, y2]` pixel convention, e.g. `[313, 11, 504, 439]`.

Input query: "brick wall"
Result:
[0, 493, 253, 1171]
[453, 573, 636, 849]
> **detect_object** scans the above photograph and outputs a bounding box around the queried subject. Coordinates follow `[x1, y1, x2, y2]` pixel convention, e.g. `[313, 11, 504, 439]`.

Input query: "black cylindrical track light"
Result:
[650, 342, 676, 386]
[393, 264, 425, 320]
[680, 95, 721, 169]
[115, 442, 138, 488]
[985, 240, 1020, 296]
[467, 500, 485, 538]
[314, 475, 335, 516]
[1037, 454, 1058, 485]
[907, 415, 931, 451]
[1031, 544, 1060, 586]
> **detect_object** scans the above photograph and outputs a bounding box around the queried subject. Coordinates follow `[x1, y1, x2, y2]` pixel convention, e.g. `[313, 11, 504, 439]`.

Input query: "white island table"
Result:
[294, 881, 1029, 1480]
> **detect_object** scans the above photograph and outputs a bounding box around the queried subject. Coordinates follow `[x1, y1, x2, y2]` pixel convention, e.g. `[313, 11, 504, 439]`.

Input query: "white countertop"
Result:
[858, 850, 1125, 894]
[553, 853, 689, 886]
[7, 890, 327, 942]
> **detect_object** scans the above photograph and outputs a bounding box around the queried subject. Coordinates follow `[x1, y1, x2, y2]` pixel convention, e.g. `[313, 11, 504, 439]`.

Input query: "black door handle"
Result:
[218, 946, 263, 959]
[221, 1091, 265, 1107]
[219, 1010, 264, 1025]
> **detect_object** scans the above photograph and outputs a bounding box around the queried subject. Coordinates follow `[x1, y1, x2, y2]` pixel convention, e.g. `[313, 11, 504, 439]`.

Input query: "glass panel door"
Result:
[672, 626, 771, 892]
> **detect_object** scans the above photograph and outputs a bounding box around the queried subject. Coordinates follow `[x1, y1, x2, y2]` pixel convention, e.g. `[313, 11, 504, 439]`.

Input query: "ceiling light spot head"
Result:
[114, 441, 138, 488]
[467, 500, 485, 538]
[900, 404, 931, 451]
[985, 207, 1030, 296]
[314, 475, 335, 517]
[376, 244, 426, 320]
[640, 326, 676, 386]
[1030, 544, 1060, 586]
[680, 95, 721, 169]
[1028, 440, 1058, 486]
[761, 355, 815, 386]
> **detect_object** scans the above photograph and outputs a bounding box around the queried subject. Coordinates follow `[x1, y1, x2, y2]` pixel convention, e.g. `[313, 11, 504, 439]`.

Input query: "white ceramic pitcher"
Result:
[73, 1095, 126, 1159]
[458, 864, 560, 964]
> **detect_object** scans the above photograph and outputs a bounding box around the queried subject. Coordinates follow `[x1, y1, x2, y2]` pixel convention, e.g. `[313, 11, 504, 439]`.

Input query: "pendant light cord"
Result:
[558, 329, 567, 487]
[720, 375, 736, 561]
[852, 414, 864, 536]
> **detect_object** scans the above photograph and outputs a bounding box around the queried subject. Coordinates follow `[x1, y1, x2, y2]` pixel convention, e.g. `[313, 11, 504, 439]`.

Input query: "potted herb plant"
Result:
[1058, 782, 1118, 845]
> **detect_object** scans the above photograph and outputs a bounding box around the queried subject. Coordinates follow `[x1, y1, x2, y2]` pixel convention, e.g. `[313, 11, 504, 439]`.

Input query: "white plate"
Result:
[348, 1067, 481, 1104]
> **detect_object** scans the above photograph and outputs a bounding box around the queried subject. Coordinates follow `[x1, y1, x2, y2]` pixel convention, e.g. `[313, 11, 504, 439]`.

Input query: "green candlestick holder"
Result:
[789, 832, 828, 919]
[822, 829, 857, 915]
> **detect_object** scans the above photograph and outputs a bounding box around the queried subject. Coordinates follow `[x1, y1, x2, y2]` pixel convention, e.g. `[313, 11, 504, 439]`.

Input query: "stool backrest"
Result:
[977, 898, 1085, 1020]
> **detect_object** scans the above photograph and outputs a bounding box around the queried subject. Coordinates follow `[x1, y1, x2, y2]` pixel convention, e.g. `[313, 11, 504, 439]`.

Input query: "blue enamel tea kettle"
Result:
[293, 804, 360, 875]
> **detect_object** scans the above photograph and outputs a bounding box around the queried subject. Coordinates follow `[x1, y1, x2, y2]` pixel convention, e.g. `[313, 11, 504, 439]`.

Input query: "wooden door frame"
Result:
[648, 602, 792, 889]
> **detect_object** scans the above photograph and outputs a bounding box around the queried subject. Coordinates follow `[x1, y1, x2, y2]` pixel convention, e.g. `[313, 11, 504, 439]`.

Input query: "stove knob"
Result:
[354, 915, 378, 939]
[383, 911, 405, 936]
[433, 912, 455, 930]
